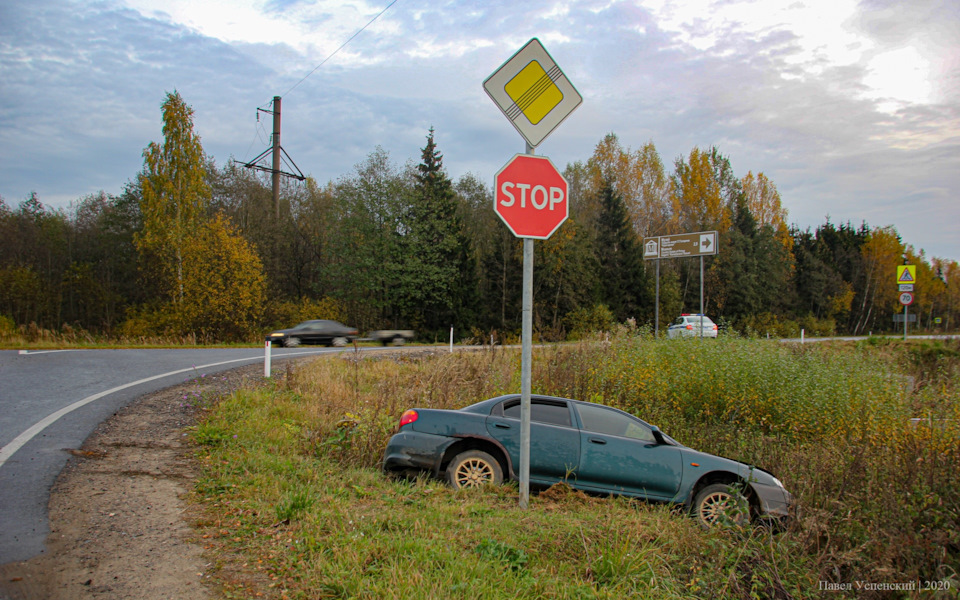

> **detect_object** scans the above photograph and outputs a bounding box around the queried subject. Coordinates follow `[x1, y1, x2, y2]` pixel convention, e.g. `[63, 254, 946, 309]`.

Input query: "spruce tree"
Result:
[595, 181, 649, 322]
[402, 128, 475, 336]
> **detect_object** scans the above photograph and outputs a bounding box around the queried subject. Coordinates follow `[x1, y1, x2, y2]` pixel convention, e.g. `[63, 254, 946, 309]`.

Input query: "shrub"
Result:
[564, 304, 614, 340]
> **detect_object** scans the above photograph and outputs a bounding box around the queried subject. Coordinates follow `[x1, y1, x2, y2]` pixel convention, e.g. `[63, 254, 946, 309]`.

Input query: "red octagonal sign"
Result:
[494, 154, 568, 239]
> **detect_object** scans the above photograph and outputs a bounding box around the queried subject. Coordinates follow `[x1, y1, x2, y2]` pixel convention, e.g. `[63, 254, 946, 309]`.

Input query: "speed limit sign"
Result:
[899, 291, 915, 306]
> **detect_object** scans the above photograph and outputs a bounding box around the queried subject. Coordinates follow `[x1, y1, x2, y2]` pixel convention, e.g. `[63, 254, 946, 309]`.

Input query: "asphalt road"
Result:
[0, 346, 345, 564]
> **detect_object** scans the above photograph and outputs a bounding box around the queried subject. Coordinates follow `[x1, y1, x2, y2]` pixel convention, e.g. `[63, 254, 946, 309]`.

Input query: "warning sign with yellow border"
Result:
[897, 265, 916, 284]
[484, 38, 582, 149]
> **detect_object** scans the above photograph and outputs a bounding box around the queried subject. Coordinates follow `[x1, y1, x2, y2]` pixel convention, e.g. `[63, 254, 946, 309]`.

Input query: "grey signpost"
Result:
[643, 231, 718, 336]
[897, 265, 916, 341]
[485, 38, 580, 509]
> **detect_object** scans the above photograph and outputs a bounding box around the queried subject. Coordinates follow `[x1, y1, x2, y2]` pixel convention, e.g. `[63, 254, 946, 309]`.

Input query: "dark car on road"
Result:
[383, 394, 793, 526]
[266, 320, 358, 348]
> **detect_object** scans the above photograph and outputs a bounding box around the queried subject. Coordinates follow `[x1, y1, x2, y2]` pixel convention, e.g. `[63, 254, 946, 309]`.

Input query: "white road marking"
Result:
[0, 349, 333, 468]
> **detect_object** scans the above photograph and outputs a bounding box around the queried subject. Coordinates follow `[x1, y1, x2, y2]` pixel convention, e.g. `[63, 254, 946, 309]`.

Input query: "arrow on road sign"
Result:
[700, 233, 714, 251]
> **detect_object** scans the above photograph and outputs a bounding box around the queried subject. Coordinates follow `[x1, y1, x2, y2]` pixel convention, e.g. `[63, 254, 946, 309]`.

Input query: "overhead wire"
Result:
[261, 0, 400, 108]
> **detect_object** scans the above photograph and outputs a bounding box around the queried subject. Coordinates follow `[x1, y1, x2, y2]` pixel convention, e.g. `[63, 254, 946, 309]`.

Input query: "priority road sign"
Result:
[483, 38, 582, 149]
[494, 154, 568, 239]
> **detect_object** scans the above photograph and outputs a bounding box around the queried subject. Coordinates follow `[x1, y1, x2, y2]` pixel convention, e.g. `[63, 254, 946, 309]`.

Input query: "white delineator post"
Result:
[264, 340, 272, 378]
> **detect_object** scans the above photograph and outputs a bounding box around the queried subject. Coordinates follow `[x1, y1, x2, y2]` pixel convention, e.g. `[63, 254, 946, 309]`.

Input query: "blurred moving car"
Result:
[382, 394, 793, 527]
[266, 320, 358, 347]
[368, 329, 416, 346]
[667, 314, 718, 338]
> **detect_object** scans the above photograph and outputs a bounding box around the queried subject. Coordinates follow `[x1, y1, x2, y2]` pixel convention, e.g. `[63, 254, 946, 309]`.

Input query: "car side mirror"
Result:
[650, 426, 666, 445]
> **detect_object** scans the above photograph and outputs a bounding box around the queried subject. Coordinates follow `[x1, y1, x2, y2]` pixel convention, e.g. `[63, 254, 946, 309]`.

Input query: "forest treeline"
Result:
[1, 92, 957, 343]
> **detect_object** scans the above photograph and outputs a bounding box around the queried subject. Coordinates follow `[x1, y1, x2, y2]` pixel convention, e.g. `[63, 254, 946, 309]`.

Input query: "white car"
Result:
[667, 314, 718, 338]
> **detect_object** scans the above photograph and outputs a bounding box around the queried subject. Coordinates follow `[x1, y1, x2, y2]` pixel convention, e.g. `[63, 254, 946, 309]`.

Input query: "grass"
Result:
[189, 335, 960, 599]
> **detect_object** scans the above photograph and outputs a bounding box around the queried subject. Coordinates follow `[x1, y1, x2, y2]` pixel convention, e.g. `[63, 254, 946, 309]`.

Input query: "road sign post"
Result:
[643, 231, 718, 337]
[897, 266, 916, 340]
[486, 38, 579, 509]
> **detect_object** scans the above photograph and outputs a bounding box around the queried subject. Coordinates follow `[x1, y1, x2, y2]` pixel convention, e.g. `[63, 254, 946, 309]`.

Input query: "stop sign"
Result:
[494, 154, 568, 239]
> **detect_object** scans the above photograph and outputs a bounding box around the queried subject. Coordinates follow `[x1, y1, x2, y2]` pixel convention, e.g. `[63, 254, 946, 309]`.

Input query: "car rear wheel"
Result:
[692, 483, 750, 527]
[283, 337, 301, 348]
[445, 450, 503, 489]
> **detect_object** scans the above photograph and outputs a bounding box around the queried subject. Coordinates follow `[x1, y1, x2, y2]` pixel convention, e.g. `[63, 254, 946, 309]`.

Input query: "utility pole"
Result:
[271, 96, 282, 221]
[243, 96, 305, 220]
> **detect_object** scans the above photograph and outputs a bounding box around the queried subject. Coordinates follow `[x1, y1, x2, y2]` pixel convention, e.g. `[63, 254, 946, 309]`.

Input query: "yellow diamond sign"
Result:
[484, 38, 582, 148]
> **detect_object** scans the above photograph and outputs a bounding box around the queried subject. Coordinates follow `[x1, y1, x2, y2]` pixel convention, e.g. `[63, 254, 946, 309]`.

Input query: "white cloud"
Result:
[0, 0, 957, 258]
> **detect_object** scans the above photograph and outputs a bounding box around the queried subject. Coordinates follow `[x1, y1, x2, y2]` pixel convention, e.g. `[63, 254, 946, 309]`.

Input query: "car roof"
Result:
[459, 394, 683, 445]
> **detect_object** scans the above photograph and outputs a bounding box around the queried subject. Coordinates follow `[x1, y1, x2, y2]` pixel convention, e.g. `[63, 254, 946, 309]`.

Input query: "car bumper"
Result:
[382, 431, 455, 476]
[750, 481, 794, 521]
[668, 330, 717, 338]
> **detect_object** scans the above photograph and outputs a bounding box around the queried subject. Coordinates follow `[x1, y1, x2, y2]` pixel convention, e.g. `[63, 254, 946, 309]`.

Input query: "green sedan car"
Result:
[382, 394, 793, 526]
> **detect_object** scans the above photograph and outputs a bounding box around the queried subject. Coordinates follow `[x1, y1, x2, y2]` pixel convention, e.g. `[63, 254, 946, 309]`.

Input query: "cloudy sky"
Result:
[1, 0, 958, 259]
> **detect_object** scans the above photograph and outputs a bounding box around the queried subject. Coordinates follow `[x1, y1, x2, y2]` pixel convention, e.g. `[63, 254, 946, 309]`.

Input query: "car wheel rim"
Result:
[699, 491, 746, 525]
[454, 458, 494, 488]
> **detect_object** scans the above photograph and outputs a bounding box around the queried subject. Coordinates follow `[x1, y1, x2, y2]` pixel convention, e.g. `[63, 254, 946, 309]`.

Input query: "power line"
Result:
[267, 0, 400, 105]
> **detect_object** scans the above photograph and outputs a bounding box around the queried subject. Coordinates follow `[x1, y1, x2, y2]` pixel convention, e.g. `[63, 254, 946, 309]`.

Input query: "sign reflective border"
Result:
[484, 38, 582, 149]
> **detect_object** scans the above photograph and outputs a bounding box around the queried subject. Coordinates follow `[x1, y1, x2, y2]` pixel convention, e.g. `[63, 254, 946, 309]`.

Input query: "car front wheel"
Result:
[445, 450, 503, 489]
[692, 483, 750, 527]
[283, 337, 301, 348]
[332, 336, 348, 347]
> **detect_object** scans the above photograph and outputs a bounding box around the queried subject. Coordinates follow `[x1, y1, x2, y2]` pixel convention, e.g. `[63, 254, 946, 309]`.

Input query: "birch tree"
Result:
[136, 91, 210, 302]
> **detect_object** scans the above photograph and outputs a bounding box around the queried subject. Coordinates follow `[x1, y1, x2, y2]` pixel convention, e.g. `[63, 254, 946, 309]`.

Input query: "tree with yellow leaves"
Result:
[741, 171, 790, 249]
[136, 91, 210, 302]
[130, 92, 266, 341]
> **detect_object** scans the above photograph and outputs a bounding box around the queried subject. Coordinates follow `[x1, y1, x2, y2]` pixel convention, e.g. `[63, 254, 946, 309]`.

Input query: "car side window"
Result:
[576, 404, 654, 443]
[501, 400, 571, 427]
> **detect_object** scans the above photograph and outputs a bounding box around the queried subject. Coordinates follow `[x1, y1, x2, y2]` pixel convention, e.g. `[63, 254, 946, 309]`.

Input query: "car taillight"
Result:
[685, 325, 693, 330]
[399, 409, 418, 428]
[712, 325, 718, 330]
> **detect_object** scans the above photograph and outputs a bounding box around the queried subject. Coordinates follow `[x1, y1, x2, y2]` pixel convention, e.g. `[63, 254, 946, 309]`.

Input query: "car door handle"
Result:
[588, 438, 607, 445]
[494, 423, 512, 429]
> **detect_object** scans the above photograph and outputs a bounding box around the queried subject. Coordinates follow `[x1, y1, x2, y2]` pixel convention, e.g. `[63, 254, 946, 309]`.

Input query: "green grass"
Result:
[189, 335, 960, 599]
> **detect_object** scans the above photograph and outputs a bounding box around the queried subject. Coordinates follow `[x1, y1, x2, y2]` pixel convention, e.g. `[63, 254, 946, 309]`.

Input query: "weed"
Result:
[189, 337, 960, 598]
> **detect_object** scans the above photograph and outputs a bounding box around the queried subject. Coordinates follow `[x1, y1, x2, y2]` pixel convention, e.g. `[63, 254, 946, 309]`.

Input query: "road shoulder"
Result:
[0, 364, 266, 600]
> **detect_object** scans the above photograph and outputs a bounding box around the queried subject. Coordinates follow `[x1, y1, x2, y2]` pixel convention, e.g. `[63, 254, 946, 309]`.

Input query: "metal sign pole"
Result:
[699, 255, 704, 339]
[519, 142, 535, 510]
[520, 237, 533, 509]
[904, 305, 908, 341]
[655, 258, 660, 337]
